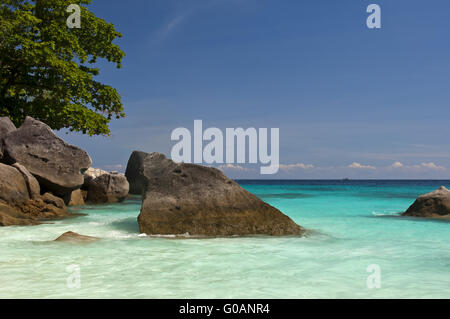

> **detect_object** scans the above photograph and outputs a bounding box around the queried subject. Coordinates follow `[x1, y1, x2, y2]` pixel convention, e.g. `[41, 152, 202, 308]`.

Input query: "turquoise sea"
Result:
[1, 180, 450, 299]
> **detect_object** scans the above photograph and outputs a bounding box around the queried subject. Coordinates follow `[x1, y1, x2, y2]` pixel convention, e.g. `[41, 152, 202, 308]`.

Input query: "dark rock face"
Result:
[83, 168, 129, 203]
[0, 117, 16, 161]
[125, 151, 149, 195]
[54, 231, 99, 242]
[3, 117, 92, 195]
[403, 186, 450, 218]
[138, 153, 304, 237]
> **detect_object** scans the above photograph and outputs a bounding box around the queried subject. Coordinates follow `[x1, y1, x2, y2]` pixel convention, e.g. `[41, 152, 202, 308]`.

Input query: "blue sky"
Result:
[59, 0, 450, 178]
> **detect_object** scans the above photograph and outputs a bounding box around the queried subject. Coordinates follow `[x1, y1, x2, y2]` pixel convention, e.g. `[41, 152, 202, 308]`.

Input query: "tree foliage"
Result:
[0, 0, 125, 135]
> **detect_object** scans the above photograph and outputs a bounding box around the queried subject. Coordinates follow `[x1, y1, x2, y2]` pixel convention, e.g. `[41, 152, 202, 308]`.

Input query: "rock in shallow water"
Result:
[83, 168, 129, 203]
[137, 153, 304, 237]
[0, 163, 71, 226]
[403, 186, 450, 218]
[54, 231, 99, 242]
[3, 117, 92, 195]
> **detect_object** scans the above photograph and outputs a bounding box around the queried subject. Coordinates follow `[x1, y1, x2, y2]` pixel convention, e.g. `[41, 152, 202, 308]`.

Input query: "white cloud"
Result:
[279, 163, 314, 170]
[388, 162, 446, 170]
[161, 14, 186, 36]
[348, 162, 376, 169]
[390, 161, 404, 168]
[217, 164, 250, 171]
[420, 162, 446, 170]
[101, 164, 124, 172]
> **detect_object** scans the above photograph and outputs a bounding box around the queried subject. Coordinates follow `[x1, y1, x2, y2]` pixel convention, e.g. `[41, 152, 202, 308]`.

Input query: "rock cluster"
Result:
[2, 116, 301, 238]
[0, 116, 132, 227]
[0, 162, 70, 226]
[0, 116, 122, 226]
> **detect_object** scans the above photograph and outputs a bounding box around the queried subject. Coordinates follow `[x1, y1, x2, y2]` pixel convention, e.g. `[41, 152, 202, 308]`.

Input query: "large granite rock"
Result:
[125, 151, 149, 195]
[0, 117, 16, 135]
[54, 231, 99, 243]
[0, 117, 16, 160]
[403, 186, 450, 218]
[0, 163, 70, 226]
[0, 117, 16, 161]
[83, 168, 129, 203]
[3, 116, 92, 195]
[138, 153, 304, 237]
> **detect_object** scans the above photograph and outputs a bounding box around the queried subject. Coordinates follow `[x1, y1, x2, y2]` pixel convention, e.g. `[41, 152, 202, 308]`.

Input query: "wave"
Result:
[371, 211, 402, 217]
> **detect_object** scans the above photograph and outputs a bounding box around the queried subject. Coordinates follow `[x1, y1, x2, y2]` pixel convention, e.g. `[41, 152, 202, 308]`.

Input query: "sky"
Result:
[58, 0, 450, 179]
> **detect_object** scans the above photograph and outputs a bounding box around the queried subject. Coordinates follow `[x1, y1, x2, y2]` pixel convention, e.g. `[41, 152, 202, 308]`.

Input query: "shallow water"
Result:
[1, 180, 450, 298]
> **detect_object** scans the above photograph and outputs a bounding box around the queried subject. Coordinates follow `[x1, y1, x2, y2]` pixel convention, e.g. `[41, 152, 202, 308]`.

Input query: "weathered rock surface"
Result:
[0, 163, 71, 226]
[83, 168, 129, 203]
[3, 116, 92, 195]
[12, 163, 41, 199]
[0, 163, 31, 205]
[125, 151, 149, 195]
[66, 189, 85, 206]
[0, 203, 40, 226]
[19, 193, 69, 220]
[403, 186, 450, 218]
[83, 167, 109, 183]
[0, 117, 16, 161]
[54, 231, 99, 242]
[0, 117, 16, 135]
[138, 153, 304, 237]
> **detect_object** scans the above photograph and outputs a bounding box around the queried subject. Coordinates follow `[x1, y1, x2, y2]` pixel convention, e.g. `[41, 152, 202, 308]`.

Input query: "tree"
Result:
[0, 0, 125, 136]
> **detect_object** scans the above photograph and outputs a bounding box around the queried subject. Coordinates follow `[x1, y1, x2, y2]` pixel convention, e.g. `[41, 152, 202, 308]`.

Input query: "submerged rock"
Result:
[138, 153, 304, 237]
[83, 168, 129, 203]
[125, 150, 149, 195]
[54, 231, 99, 243]
[403, 186, 450, 218]
[3, 117, 92, 195]
[0, 117, 16, 161]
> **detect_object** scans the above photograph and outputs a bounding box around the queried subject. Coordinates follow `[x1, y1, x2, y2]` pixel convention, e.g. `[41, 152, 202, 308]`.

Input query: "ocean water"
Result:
[1, 180, 450, 299]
